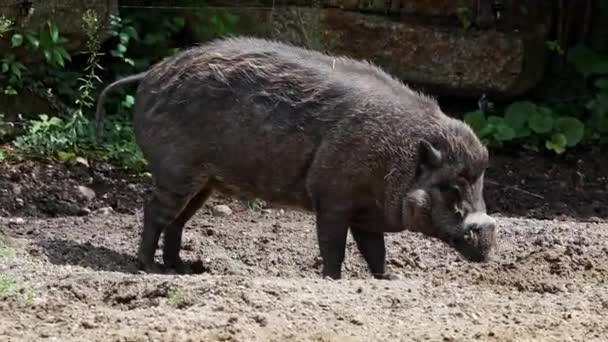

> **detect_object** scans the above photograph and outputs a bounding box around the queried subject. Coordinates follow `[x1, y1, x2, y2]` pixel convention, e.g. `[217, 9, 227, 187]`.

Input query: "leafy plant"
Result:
[4, 6, 241, 171]
[109, 14, 139, 66]
[465, 41, 608, 154]
[37, 21, 72, 68]
[0, 16, 12, 37]
[465, 101, 585, 154]
[455, 0, 472, 30]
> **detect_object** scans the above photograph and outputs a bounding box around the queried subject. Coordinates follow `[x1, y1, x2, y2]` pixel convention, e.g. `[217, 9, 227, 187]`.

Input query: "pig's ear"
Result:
[416, 139, 442, 177]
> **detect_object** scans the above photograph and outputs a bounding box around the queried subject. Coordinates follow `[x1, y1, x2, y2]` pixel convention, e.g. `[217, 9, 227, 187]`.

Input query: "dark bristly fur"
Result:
[95, 36, 497, 279]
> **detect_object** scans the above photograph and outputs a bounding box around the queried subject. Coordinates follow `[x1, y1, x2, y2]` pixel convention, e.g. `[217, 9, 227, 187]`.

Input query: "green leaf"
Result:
[56, 151, 76, 162]
[587, 93, 608, 117]
[487, 115, 503, 126]
[119, 32, 130, 44]
[124, 26, 139, 40]
[516, 126, 532, 138]
[58, 48, 71, 61]
[566, 45, 608, 78]
[122, 94, 135, 108]
[10, 63, 22, 79]
[43, 49, 52, 63]
[505, 101, 535, 131]
[1, 63, 8, 73]
[595, 78, 608, 90]
[224, 13, 240, 25]
[545, 133, 567, 154]
[110, 49, 123, 58]
[11, 33, 23, 47]
[25, 34, 39, 49]
[554, 117, 585, 147]
[48, 22, 59, 43]
[47, 116, 63, 126]
[53, 49, 65, 67]
[4, 85, 17, 95]
[463, 110, 486, 133]
[528, 111, 554, 134]
[494, 123, 516, 141]
[171, 17, 185, 31]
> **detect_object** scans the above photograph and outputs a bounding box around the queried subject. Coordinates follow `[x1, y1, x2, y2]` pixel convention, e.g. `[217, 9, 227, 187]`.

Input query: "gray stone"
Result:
[212, 205, 233, 217]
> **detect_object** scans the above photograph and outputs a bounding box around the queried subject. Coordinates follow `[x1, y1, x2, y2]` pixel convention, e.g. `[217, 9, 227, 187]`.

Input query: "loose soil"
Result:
[1, 147, 606, 221]
[0, 148, 607, 341]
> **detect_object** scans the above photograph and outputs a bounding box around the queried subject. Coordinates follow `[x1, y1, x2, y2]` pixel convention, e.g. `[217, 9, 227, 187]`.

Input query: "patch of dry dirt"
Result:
[1, 198, 607, 341]
[0, 153, 607, 341]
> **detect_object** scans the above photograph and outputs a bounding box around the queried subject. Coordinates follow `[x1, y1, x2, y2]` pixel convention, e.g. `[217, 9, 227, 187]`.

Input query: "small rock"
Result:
[350, 317, 364, 326]
[252, 314, 268, 327]
[77, 186, 96, 202]
[544, 251, 562, 263]
[78, 207, 92, 216]
[81, 320, 96, 329]
[212, 205, 232, 217]
[95, 207, 114, 216]
[75, 157, 90, 168]
[9, 217, 25, 225]
[15, 198, 24, 207]
[10, 183, 21, 195]
[205, 228, 216, 236]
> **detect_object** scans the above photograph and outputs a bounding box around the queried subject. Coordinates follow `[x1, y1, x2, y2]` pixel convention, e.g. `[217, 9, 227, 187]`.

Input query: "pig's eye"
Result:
[438, 183, 462, 204]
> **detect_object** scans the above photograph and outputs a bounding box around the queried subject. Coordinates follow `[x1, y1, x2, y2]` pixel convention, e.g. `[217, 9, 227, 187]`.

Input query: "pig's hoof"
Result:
[373, 272, 401, 280]
[321, 270, 342, 280]
[165, 259, 207, 275]
[171, 260, 189, 274]
[137, 261, 163, 274]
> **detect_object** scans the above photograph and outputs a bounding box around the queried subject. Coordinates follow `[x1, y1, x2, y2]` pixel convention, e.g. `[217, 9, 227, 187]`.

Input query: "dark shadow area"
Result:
[37, 238, 140, 273]
[37, 238, 207, 274]
[484, 147, 608, 221]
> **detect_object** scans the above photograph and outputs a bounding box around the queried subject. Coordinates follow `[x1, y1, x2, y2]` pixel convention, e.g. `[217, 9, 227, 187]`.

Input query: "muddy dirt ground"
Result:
[0, 148, 607, 341]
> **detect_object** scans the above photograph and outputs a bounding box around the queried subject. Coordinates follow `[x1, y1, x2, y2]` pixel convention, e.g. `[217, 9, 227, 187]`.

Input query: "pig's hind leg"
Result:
[162, 182, 214, 273]
[137, 173, 210, 274]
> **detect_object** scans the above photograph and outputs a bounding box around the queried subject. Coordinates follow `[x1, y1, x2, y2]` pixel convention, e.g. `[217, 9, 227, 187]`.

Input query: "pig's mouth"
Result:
[447, 231, 495, 263]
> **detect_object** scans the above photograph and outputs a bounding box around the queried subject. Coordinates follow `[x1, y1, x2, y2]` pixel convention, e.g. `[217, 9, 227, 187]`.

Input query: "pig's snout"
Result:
[464, 212, 496, 237]
[455, 212, 497, 263]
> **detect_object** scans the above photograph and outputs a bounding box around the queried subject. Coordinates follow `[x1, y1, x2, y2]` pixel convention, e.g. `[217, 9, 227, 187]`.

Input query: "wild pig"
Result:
[95, 37, 497, 280]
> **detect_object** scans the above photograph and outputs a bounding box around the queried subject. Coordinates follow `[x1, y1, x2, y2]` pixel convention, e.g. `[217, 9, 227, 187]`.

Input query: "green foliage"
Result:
[455, 0, 472, 30]
[11, 11, 146, 170]
[2, 6, 240, 171]
[0, 16, 12, 37]
[566, 45, 608, 79]
[465, 102, 586, 154]
[0, 19, 72, 98]
[167, 287, 187, 308]
[0, 274, 17, 298]
[465, 42, 608, 154]
[109, 14, 139, 66]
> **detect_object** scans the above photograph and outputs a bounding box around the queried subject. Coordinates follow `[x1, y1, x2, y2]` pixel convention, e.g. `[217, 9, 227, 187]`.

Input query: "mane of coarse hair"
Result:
[196, 36, 440, 109]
